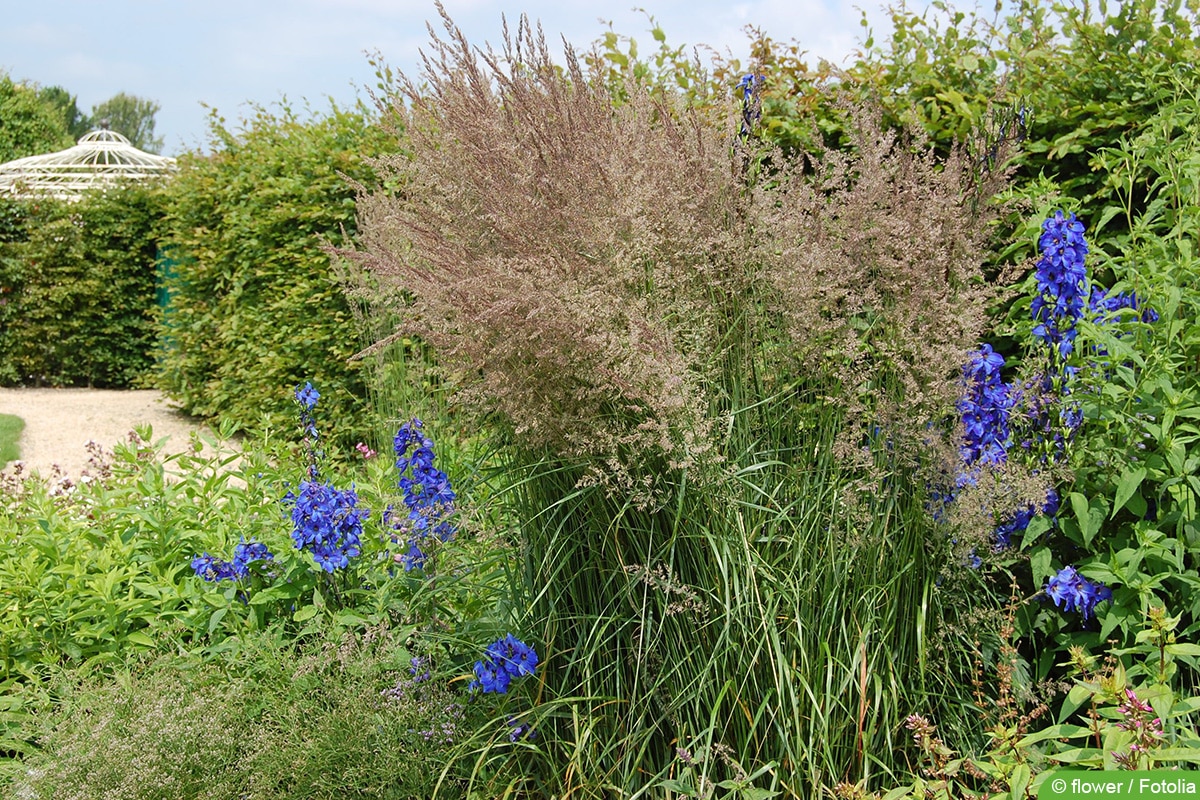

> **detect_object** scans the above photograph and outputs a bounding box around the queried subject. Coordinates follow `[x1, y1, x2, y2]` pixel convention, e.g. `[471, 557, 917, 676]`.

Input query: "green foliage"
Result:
[0, 185, 165, 387]
[612, 1, 1197, 231]
[842, 0, 1008, 153]
[0, 430, 252, 683]
[0, 414, 21, 469]
[88, 92, 163, 153]
[6, 627, 490, 800]
[0, 390, 531, 798]
[841, 607, 1200, 800]
[35, 86, 89, 142]
[158, 102, 399, 448]
[986, 101, 1200, 679]
[585, 11, 716, 106]
[1003, 0, 1197, 227]
[0, 74, 73, 163]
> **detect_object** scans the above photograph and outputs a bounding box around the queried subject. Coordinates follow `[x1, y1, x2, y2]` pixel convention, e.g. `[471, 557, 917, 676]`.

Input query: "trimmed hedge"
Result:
[0, 186, 164, 387]
[156, 103, 399, 447]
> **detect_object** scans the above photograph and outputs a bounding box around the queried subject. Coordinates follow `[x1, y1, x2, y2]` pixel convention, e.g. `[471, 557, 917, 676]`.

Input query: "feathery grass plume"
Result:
[351, 5, 749, 503]
[352, 18, 1012, 498]
[752, 99, 1016, 472]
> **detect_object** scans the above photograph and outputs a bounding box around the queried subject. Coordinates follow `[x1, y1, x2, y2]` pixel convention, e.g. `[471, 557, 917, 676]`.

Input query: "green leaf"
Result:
[1030, 546, 1053, 586]
[1069, 493, 1106, 546]
[738, 789, 779, 800]
[293, 604, 319, 623]
[1065, 681, 1099, 724]
[1112, 467, 1147, 518]
[1164, 643, 1200, 657]
[124, 630, 155, 647]
[1022, 515, 1052, 549]
[1008, 762, 1030, 800]
[334, 611, 369, 628]
[1152, 748, 1200, 763]
[207, 606, 228, 634]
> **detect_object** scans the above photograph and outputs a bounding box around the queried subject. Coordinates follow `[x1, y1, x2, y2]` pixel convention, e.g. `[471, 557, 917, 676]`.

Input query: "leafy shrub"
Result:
[0, 185, 165, 387]
[0, 430, 268, 682]
[157, 101, 400, 447]
[0, 74, 73, 163]
[614, 1, 1197, 240]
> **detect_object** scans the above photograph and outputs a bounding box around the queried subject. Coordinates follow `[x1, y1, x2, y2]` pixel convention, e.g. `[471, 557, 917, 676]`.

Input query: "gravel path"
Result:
[0, 388, 214, 478]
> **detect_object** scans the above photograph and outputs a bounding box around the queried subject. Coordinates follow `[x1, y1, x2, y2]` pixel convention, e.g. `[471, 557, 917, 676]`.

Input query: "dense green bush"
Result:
[0, 185, 165, 387]
[157, 102, 400, 447]
[610, 0, 1199, 232]
[0, 74, 73, 163]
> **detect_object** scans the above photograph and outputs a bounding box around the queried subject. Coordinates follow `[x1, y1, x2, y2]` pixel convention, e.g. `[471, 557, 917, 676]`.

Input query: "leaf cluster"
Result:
[156, 101, 401, 448]
[0, 185, 165, 387]
[0, 73, 73, 163]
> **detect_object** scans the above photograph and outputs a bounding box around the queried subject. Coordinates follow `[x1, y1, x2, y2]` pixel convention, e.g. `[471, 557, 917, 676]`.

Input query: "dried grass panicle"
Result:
[753, 101, 1013, 463]
[350, 3, 1013, 499]
[352, 4, 744, 500]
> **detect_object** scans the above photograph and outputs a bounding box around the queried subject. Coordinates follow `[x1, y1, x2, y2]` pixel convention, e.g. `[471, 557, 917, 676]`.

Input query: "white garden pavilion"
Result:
[0, 126, 176, 200]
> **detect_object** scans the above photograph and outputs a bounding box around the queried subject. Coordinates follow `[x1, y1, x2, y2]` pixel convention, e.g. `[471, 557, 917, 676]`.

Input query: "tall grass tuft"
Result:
[351, 5, 1014, 794]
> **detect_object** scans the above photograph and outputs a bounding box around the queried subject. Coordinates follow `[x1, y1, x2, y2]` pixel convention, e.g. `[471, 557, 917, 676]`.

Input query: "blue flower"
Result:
[1089, 287, 1158, 323]
[294, 381, 320, 411]
[958, 345, 1012, 466]
[1045, 566, 1112, 620]
[410, 656, 431, 683]
[284, 480, 366, 572]
[736, 73, 764, 102]
[994, 488, 1058, 550]
[1032, 211, 1089, 358]
[469, 634, 539, 694]
[487, 633, 540, 678]
[192, 538, 274, 582]
[191, 553, 237, 582]
[230, 537, 274, 575]
[469, 660, 511, 694]
[507, 715, 537, 742]
[392, 418, 457, 571]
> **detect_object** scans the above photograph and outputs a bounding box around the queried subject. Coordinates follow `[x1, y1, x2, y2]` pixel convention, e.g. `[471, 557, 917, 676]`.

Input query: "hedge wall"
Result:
[0, 186, 164, 387]
[156, 103, 400, 447]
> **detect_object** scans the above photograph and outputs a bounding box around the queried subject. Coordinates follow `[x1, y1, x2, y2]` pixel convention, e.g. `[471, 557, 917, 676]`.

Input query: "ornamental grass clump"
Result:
[350, 6, 1008, 497]
[349, 6, 1016, 796]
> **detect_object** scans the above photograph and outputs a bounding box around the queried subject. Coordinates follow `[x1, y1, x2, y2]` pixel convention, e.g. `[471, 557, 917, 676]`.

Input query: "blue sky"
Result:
[1, 1, 919, 155]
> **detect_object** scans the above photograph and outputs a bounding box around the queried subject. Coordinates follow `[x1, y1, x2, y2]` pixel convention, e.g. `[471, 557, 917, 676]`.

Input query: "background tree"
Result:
[0, 73, 73, 162]
[90, 92, 163, 153]
[36, 85, 91, 141]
